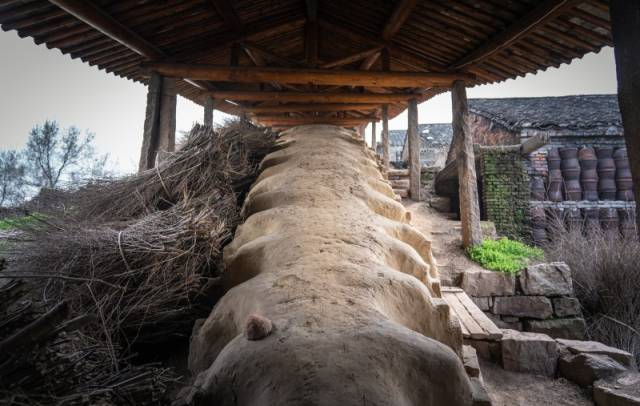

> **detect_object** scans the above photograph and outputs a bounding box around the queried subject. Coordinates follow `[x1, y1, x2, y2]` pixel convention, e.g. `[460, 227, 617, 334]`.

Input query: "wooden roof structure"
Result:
[0, 0, 614, 128]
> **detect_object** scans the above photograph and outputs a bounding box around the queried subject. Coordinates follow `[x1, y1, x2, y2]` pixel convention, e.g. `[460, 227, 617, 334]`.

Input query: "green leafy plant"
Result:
[468, 238, 543, 273]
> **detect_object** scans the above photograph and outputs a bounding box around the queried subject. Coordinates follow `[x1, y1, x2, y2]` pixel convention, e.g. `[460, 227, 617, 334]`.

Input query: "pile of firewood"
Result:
[0, 120, 277, 405]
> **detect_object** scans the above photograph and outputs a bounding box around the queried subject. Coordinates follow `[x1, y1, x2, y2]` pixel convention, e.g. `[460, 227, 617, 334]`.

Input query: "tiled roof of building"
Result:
[390, 123, 453, 147]
[468, 95, 622, 134]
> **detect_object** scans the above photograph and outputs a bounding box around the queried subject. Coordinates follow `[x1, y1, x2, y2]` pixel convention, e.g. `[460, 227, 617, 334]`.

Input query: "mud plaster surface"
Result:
[187, 125, 473, 405]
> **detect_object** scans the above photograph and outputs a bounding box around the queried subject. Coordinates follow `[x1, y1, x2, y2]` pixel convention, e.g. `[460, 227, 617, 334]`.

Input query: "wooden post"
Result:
[610, 0, 640, 234]
[158, 77, 177, 154]
[452, 80, 482, 247]
[204, 95, 214, 126]
[382, 105, 390, 168]
[371, 121, 377, 152]
[138, 73, 162, 172]
[408, 98, 420, 200]
[138, 73, 176, 172]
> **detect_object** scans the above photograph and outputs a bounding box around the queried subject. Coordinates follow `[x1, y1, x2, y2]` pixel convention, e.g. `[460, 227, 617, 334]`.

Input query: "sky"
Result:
[0, 30, 618, 173]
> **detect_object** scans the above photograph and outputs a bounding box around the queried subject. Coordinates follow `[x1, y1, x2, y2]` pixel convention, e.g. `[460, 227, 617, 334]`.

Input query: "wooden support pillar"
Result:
[452, 80, 482, 247]
[371, 121, 377, 152]
[408, 98, 420, 200]
[382, 105, 390, 168]
[139, 73, 162, 172]
[138, 73, 176, 172]
[610, 0, 640, 234]
[204, 95, 214, 126]
[158, 77, 177, 154]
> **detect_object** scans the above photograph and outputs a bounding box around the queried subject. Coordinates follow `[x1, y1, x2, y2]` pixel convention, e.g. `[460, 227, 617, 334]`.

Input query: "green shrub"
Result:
[468, 238, 543, 273]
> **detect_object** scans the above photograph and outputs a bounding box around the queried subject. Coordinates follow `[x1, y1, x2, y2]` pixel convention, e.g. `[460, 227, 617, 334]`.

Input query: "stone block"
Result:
[429, 196, 451, 213]
[525, 318, 587, 340]
[493, 296, 553, 319]
[461, 270, 516, 297]
[557, 339, 636, 368]
[594, 372, 640, 406]
[559, 353, 627, 387]
[465, 339, 501, 363]
[553, 297, 581, 317]
[486, 312, 522, 331]
[519, 262, 573, 296]
[470, 377, 492, 406]
[501, 329, 558, 376]
[463, 345, 481, 378]
[472, 297, 491, 311]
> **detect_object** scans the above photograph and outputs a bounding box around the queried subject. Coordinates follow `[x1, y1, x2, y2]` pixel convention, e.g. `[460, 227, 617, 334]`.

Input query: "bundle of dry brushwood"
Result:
[0, 120, 276, 405]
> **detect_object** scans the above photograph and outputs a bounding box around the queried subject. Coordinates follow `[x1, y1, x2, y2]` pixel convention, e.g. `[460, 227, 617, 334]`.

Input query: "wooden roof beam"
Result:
[46, 0, 227, 106]
[320, 47, 383, 69]
[48, 0, 165, 59]
[142, 63, 475, 87]
[360, 51, 380, 70]
[209, 0, 243, 34]
[318, 19, 447, 73]
[256, 117, 369, 126]
[240, 40, 304, 67]
[208, 90, 419, 104]
[246, 103, 380, 114]
[382, 0, 418, 41]
[450, 0, 578, 70]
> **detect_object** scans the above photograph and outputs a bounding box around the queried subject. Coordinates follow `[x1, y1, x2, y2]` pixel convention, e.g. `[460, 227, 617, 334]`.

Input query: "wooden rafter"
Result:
[142, 63, 475, 87]
[382, 0, 418, 41]
[320, 47, 383, 69]
[240, 41, 303, 67]
[319, 19, 448, 73]
[246, 103, 380, 114]
[48, 0, 164, 60]
[451, 0, 577, 70]
[209, 90, 419, 104]
[210, 0, 243, 34]
[360, 51, 380, 70]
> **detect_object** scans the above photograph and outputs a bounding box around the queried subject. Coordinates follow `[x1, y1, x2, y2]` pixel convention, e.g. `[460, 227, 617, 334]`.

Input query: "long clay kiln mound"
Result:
[187, 125, 473, 405]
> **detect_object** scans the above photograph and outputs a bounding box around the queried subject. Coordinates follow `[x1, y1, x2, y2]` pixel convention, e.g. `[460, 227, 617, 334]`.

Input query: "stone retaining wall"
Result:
[461, 262, 586, 340]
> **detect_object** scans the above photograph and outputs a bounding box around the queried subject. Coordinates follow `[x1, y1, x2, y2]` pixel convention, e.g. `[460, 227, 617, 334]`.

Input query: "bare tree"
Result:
[0, 150, 26, 206]
[24, 120, 109, 189]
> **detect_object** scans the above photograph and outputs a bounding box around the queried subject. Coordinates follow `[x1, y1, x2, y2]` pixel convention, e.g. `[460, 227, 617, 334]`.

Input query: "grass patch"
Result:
[468, 237, 543, 273]
[0, 213, 46, 231]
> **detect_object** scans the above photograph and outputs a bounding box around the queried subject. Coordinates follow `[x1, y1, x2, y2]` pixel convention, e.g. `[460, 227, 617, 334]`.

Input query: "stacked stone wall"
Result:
[461, 263, 586, 340]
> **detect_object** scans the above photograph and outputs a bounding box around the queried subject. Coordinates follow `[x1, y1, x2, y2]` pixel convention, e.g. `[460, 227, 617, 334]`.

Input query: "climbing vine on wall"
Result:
[480, 146, 531, 241]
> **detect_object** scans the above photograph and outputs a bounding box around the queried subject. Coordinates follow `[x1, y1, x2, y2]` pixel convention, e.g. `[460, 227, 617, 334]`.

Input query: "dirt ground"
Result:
[404, 199, 595, 406]
[403, 200, 484, 285]
[480, 359, 594, 406]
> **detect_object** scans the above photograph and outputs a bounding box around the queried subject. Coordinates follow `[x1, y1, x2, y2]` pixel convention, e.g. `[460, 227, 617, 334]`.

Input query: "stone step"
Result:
[390, 179, 410, 188]
[394, 189, 408, 198]
[387, 169, 409, 177]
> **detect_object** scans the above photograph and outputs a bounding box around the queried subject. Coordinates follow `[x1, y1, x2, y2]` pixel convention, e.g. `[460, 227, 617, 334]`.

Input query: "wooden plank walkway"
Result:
[442, 287, 502, 341]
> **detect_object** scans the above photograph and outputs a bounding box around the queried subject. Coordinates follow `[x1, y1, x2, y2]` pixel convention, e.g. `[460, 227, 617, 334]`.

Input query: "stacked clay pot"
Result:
[596, 147, 616, 200]
[579, 147, 598, 201]
[614, 148, 634, 201]
[530, 206, 547, 244]
[560, 147, 581, 201]
[547, 148, 563, 202]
